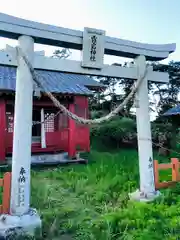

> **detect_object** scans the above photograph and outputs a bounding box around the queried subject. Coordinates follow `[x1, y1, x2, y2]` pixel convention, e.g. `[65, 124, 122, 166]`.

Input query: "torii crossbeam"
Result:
[0, 12, 176, 238]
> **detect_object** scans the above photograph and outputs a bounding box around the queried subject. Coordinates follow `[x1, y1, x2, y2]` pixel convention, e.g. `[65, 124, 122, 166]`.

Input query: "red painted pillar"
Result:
[68, 103, 76, 158]
[85, 97, 90, 152]
[0, 99, 6, 163]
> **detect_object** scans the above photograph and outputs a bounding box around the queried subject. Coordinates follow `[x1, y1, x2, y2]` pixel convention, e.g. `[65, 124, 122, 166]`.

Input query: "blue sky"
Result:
[0, 0, 179, 64]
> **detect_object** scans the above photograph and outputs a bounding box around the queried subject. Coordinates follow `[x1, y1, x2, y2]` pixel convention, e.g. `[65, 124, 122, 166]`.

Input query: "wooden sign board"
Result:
[81, 27, 105, 69]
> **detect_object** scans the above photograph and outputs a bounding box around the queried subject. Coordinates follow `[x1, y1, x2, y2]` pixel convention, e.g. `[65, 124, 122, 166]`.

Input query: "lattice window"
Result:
[44, 112, 55, 132]
[6, 112, 14, 133]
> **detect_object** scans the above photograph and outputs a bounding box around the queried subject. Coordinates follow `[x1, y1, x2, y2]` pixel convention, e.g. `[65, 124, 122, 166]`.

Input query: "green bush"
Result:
[91, 117, 174, 150]
[90, 110, 105, 119]
[151, 122, 172, 142]
[91, 117, 137, 148]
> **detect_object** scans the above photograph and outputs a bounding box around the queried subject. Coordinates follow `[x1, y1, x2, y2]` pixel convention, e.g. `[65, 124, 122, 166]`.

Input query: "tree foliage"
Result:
[90, 61, 180, 121]
[52, 48, 72, 59]
[90, 60, 180, 151]
[152, 61, 180, 115]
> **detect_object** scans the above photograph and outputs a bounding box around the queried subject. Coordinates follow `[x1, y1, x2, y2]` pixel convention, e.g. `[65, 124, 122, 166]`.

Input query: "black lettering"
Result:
[18, 175, 26, 183]
[19, 167, 26, 175]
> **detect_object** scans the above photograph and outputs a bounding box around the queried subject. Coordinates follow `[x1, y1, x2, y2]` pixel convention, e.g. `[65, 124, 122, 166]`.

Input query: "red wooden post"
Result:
[68, 103, 76, 158]
[74, 96, 90, 152]
[0, 177, 3, 214]
[85, 97, 90, 152]
[2, 172, 11, 214]
[171, 158, 179, 182]
[154, 160, 159, 189]
[0, 99, 6, 163]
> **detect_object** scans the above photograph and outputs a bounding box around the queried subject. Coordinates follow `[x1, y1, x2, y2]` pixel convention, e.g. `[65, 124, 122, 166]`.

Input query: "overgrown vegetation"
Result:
[1, 139, 176, 239]
[91, 117, 175, 151]
[1, 118, 179, 239]
[29, 146, 180, 239]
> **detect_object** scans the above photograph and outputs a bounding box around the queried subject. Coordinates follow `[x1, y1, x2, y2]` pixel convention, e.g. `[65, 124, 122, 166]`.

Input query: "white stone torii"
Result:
[0, 13, 176, 237]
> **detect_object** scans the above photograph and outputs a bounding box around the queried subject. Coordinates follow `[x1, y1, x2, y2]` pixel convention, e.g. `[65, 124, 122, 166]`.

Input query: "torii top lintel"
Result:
[0, 13, 176, 61]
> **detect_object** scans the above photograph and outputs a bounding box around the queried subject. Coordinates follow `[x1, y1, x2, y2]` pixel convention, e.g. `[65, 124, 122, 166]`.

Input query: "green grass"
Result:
[1, 147, 180, 239]
[31, 149, 180, 239]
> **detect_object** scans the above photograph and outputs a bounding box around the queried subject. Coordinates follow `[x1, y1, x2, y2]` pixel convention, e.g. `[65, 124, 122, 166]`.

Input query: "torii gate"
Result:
[0, 13, 176, 236]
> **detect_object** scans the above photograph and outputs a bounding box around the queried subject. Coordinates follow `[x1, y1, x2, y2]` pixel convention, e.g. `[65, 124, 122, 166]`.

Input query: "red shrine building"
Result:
[0, 65, 103, 165]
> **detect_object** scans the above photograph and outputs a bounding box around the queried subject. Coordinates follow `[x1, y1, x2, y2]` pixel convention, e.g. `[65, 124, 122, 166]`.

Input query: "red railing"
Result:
[0, 172, 11, 214]
[154, 158, 180, 189]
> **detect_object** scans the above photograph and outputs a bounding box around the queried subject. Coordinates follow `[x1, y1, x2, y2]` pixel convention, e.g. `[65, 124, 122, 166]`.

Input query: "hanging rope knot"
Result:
[16, 46, 148, 125]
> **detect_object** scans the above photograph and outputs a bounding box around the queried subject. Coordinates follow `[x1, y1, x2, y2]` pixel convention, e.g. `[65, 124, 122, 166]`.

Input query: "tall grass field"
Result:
[1, 145, 180, 239]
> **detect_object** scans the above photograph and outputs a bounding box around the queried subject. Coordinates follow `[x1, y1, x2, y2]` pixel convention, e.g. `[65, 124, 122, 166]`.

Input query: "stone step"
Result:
[6, 152, 88, 166]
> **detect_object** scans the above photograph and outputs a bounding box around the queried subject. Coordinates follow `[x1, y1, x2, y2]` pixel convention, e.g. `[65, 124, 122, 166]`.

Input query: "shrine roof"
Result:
[0, 65, 104, 95]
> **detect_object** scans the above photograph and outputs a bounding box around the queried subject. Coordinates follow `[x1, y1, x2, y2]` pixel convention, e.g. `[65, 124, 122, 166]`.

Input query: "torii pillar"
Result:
[129, 55, 160, 201]
[0, 35, 41, 237]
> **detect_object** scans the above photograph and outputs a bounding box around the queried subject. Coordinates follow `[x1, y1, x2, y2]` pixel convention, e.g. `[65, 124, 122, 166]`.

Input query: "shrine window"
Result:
[32, 109, 41, 137]
[7, 112, 14, 133]
[6, 105, 14, 133]
[44, 111, 56, 132]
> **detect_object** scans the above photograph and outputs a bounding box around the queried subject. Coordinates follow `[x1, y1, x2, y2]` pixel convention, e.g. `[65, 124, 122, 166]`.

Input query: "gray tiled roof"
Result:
[163, 105, 180, 116]
[0, 65, 103, 95]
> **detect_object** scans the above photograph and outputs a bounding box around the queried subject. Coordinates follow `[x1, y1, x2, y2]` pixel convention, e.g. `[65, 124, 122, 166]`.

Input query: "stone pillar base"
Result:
[0, 208, 41, 239]
[129, 189, 161, 202]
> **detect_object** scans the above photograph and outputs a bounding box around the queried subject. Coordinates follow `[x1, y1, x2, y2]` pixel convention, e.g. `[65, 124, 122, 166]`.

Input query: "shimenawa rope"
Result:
[16, 46, 148, 125]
